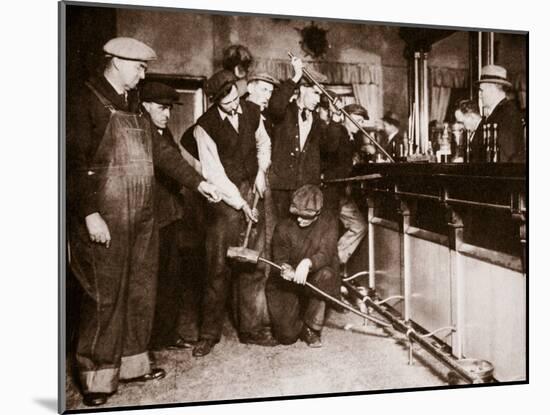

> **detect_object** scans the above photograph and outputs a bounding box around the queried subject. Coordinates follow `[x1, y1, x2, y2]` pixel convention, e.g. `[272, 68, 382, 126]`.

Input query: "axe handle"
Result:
[287, 51, 395, 163]
[242, 191, 260, 248]
[258, 257, 282, 270]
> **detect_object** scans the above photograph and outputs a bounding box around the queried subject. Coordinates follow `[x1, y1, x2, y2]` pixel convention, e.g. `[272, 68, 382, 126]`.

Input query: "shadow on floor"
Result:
[64, 308, 451, 411]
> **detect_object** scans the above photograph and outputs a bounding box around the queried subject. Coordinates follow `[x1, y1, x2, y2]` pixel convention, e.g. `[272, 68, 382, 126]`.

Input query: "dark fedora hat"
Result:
[141, 82, 181, 105]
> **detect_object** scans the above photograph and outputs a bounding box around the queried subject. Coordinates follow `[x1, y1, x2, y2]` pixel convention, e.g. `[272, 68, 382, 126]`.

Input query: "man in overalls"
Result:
[67, 37, 219, 407]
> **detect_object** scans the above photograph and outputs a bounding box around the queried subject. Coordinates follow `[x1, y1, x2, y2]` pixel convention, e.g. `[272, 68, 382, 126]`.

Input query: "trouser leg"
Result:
[150, 222, 181, 348]
[266, 275, 303, 344]
[235, 192, 271, 336]
[199, 202, 242, 341]
[69, 209, 132, 393]
[337, 198, 367, 264]
[176, 246, 204, 342]
[303, 266, 339, 332]
[120, 186, 157, 380]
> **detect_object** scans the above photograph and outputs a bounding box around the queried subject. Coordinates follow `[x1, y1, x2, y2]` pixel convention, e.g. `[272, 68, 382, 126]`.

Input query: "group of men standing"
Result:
[67, 37, 370, 407]
[67, 34, 525, 408]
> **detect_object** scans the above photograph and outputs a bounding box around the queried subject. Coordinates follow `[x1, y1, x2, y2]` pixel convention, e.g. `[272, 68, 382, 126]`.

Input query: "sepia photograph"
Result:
[59, 0, 527, 413]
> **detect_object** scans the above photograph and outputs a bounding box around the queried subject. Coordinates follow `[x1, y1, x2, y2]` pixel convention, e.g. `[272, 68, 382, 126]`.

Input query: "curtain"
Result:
[428, 67, 466, 123]
[352, 83, 383, 121]
[429, 86, 451, 124]
[252, 58, 382, 85]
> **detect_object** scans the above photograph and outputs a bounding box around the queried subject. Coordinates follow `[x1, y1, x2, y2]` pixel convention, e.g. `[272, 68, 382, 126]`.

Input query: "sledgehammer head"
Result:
[226, 246, 261, 264]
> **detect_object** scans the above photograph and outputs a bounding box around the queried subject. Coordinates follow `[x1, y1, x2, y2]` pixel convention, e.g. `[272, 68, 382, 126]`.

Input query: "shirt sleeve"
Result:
[194, 125, 246, 210]
[255, 115, 272, 172]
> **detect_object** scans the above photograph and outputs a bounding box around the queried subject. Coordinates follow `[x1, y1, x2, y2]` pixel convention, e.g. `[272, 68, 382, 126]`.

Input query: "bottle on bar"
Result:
[427, 141, 435, 162]
[493, 123, 500, 162]
[451, 122, 463, 162]
[439, 123, 451, 163]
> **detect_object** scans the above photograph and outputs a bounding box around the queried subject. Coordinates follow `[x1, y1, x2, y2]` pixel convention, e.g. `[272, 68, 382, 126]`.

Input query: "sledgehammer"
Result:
[226, 246, 390, 327]
[226, 191, 260, 261]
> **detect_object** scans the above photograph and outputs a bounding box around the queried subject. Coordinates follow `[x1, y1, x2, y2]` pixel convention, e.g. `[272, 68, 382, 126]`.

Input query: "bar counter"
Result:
[340, 162, 527, 381]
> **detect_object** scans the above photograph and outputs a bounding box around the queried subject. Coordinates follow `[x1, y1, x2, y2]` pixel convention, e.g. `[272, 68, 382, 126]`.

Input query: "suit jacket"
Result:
[151, 127, 186, 228]
[267, 80, 329, 190]
[322, 123, 362, 181]
[485, 98, 525, 162]
[466, 124, 485, 163]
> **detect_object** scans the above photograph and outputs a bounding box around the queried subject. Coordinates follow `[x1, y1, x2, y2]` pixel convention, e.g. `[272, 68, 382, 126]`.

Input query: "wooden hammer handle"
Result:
[242, 191, 260, 248]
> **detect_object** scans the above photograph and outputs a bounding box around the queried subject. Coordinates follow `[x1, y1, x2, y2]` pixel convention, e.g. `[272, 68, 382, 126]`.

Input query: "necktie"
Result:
[301, 109, 308, 121]
[120, 92, 128, 108]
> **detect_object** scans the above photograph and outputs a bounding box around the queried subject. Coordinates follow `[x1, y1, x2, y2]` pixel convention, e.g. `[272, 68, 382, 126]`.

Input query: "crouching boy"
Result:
[266, 185, 339, 347]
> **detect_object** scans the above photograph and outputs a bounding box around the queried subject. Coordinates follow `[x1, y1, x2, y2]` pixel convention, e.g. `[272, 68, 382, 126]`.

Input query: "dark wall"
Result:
[66, 5, 116, 96]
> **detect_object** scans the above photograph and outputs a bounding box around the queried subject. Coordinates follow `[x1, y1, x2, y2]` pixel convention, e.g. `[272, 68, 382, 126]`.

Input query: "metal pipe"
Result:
[414, 52, 421, 152]
[323, 173, 382, 183]
[488, 32, 495, 65]
[342, 271, 369, 282]
[422, 52, 430, 154]
[343, 282, 480, 384]
[373, 188, 516, 212]
[478, 32, 483, 113]
[288, 52, 395, 162]
[256, 257, 391, 327]
[403, 216, 412, 322]
[444, 197, 510, 211]
[376, 295, 404, 306]
[454, 250, 465, 358]
[368, 201, 376, 290]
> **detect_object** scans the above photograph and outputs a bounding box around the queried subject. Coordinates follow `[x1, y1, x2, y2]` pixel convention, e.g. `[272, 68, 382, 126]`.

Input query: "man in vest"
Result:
[192, 69, 277, 357]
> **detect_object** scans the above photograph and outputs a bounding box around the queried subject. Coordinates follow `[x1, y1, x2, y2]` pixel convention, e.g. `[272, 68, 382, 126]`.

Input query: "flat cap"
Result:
[344, 103, 369, 120]
[290, 184, 324, 218]
[205, 70, 237, 101]
[247, 72, 280, 86]
[141, 82, 181, 105]
[103, 37, 157, 61]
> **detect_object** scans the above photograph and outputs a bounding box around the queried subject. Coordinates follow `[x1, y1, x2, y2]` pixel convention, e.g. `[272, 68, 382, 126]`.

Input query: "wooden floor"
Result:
[65, 309, 451, 411]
